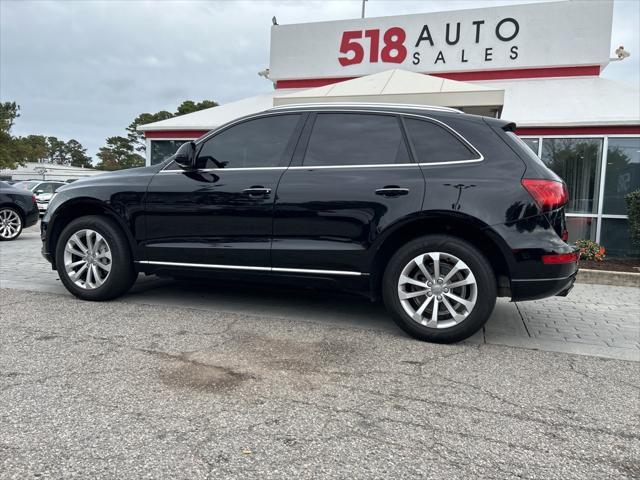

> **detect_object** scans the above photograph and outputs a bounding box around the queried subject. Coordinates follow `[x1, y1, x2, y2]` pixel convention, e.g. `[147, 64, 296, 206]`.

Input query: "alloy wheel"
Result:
[397, 252, 478, 329]
[0, 208, 22, 240]
[63, 229, 112, 289]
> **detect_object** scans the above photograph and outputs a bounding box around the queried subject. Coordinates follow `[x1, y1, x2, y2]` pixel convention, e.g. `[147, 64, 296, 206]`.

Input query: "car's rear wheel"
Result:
[55, 215, 136, 300]
[382, 235, 497, 343]
[0, 207, 23, 241]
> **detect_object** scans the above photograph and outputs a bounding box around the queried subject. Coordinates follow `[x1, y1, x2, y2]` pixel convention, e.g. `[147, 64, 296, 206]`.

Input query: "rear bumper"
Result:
[510, 270, 577, 301]
[24, 206, 39, 228]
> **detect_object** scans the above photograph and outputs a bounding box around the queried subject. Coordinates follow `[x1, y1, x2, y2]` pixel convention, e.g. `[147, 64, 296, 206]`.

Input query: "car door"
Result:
[143, 113, 304, 269]
[272, 112, 426, 275]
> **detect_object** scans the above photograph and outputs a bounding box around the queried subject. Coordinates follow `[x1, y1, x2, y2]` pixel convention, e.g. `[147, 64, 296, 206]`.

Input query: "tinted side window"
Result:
[197, 115, 300, 169]
[303, 113, 410, 166]
[405, 118, 478, 163]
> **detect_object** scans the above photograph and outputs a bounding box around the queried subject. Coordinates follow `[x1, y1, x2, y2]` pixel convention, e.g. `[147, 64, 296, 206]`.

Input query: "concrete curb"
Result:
[577, 268, 640, 287]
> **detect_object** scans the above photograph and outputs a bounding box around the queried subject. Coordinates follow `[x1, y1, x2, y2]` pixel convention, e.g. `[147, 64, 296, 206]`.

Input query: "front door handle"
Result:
[243, 186, 272, 196]
[375, 186, 410, 197]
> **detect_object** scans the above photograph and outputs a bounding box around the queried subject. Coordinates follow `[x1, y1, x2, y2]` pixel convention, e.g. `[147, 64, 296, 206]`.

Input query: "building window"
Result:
[603, 137, 640, 215]
[521, 137, 540, 155]
[600, 218, 639, 258]
[540, 138, 603, 214]
[150, 140, 188, 165]
[566, 216, 597, 243]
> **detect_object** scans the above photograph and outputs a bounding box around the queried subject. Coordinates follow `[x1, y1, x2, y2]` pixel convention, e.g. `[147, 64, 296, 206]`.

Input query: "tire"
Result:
[55, 215, 136, 300]
[382, 234, 497, 343]
[0, 206, 23, 241]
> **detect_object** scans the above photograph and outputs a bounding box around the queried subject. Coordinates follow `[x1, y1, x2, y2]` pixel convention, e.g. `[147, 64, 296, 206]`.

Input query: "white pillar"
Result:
[145, 137, 152, 166]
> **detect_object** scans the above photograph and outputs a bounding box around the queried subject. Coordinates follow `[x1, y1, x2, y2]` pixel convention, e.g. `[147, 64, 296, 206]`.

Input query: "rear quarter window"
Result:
[404, 118, 479, 164]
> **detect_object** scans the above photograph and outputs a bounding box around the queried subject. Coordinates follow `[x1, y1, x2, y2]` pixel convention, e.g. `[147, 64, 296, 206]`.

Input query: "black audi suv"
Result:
[41, 104, 578, 343]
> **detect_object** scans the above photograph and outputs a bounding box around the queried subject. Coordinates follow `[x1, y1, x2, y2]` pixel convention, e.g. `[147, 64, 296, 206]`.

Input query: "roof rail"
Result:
[268, 102, 462, 114]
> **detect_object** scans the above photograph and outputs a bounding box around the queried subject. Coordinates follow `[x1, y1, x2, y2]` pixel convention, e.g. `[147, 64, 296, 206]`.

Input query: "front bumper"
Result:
[40, 218, 56, 269]
[37, 202, 48, 215]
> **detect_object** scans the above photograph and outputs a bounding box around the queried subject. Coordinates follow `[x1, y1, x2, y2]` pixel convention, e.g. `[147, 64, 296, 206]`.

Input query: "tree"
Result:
[16, 135, 48, 164]
[47, 136, 69, 165]
[0, 102, 24, 170]
[0, 101, 19, 133]
[176, 99, 218, 116]
[126, 111, 173, 153]
[0, 102, 94, 169]
[626, 190, 640, 251]
[126, 99, 218, 153]
[96, 136, 145, 171]
[66, 139, 92, 168]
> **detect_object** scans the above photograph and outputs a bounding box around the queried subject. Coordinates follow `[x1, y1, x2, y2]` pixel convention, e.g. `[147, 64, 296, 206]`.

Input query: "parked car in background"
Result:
[0, 181, 39, 241]
[41, 104, 578, 343]
[13, 180, 66, 216]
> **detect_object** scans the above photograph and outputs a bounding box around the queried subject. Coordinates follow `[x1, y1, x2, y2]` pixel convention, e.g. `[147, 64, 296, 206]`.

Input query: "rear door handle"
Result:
[243, 186, 272, 196]
[375, 186, 410, 197]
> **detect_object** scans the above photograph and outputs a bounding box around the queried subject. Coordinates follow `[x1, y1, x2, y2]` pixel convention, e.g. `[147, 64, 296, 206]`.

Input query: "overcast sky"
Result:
[1, 0, 639, 160]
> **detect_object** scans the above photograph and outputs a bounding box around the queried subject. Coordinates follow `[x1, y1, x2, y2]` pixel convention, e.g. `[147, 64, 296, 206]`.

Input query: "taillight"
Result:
[541, 252, 579, 264]
[522, 179, 568, 211]
[32, 195, 37, 204]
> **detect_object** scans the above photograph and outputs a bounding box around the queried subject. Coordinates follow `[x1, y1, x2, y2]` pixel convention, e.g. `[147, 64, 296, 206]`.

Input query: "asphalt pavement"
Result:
[1, 288, 639, 479]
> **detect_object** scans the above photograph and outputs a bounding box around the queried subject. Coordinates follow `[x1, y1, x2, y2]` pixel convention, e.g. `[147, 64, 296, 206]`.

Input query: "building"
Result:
[139, 0, 640, 257]
[0, 162, 101, 182]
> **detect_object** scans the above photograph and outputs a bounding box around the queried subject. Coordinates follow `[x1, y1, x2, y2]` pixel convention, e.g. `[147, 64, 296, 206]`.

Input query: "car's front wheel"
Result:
[382, 235, 497, 343]
[55, 215, 136, 300]
[0, 207, 23, 241]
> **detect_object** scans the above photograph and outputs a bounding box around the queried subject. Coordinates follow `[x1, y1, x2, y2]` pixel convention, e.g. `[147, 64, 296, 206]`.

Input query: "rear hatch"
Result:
[490, 121, 569, 242]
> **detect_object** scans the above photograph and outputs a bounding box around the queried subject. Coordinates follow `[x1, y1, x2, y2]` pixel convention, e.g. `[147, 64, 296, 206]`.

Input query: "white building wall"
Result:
[0, 163, 102, 182]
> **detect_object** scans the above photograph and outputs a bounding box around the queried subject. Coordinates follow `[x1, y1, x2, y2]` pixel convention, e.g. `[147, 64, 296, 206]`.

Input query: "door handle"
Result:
[243, 186, 272, 196]
[375, 186, 410, 197]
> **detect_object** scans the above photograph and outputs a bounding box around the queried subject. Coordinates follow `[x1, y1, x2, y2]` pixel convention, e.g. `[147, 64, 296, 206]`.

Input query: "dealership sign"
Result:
[269, 0, 613, 81]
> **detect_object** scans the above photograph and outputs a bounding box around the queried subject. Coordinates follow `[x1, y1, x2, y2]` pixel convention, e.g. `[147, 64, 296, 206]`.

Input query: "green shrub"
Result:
[575, 239, 606, 261]
[625, 190, 640, 249]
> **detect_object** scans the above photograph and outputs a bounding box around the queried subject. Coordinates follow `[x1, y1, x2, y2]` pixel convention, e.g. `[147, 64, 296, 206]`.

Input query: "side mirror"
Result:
[174, 141, 196, 169]
[35, 189, 44, 194]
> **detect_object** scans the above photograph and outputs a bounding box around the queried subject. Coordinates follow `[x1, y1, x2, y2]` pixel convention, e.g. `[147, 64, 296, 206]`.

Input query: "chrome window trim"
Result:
[285, 163, 418, 170]
[136, 260, 363, 276]
[160, 108, 483, 173]
[159, 166, 288, 173]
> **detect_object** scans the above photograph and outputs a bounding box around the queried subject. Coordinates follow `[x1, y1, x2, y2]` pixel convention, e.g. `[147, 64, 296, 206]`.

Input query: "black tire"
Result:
[55, 215, 136, 300]
[382, 234, 497, 343]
